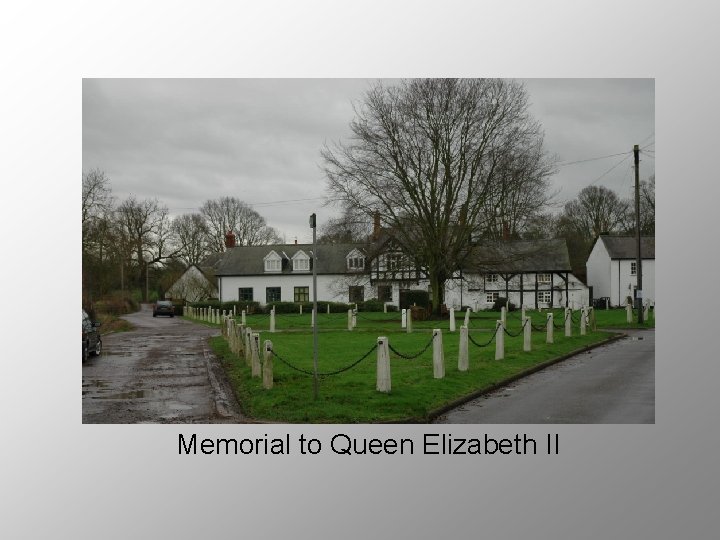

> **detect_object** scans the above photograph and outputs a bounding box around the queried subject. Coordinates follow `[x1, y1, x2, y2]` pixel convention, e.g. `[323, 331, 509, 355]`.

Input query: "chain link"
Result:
[468, 325, 500, 348]
[270, 342, 378, 377]
[388, 335, 434, 360]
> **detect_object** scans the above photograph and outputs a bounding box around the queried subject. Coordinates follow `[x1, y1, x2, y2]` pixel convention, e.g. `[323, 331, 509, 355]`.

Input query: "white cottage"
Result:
[586, 235, 655, 307]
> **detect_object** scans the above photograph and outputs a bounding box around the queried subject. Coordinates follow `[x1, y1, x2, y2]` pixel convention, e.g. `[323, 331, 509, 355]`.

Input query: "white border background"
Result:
[2, 1, 719, 538]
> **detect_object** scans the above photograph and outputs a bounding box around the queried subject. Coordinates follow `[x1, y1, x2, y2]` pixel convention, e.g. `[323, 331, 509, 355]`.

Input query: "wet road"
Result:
[435, 330, 655, 424]
[82, 305, 243, 423]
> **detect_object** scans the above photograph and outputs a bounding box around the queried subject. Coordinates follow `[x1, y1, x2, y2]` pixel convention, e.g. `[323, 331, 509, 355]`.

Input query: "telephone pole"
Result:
[634, 144, 644, 324]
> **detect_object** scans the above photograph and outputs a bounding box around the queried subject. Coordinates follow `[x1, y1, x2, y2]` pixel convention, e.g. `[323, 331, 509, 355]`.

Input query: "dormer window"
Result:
[346, 249, 365, 271]
[264, 250, 282, 273]
[292, 250, 310, 272]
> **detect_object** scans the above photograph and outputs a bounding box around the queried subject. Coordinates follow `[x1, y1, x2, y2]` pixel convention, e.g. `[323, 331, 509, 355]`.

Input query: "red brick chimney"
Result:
[224, 230, 236, 248]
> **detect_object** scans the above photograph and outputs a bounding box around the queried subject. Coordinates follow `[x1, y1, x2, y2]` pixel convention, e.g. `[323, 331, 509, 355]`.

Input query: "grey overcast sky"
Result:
[82, 78, 654, 243]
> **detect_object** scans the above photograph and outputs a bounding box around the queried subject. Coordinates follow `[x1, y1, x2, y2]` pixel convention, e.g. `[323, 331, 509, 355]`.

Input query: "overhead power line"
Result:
[558, 151, 631, 167]
[586, 153, 633, 187]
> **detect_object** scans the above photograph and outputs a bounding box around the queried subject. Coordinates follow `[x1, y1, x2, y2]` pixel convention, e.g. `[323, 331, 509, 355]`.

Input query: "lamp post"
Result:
[310, 213, 319, 399]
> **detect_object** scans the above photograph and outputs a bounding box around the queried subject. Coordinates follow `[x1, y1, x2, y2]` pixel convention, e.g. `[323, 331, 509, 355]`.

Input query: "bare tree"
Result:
[560, 185, 629, 239]
[318, 206, 372, 243]
[625, 174, 655, 235]
[171, 213, 212, 266]
[200, 196, 282, 251]
[323, 78, 554, 314]
[82, 169, 114, 253]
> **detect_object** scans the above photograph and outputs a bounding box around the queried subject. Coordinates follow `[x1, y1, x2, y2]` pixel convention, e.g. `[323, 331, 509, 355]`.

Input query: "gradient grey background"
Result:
[3, 1, 719, 538]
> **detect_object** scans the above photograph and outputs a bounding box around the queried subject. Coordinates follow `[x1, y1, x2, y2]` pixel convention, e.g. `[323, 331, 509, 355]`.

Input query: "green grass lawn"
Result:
[206, 309, 623, 423]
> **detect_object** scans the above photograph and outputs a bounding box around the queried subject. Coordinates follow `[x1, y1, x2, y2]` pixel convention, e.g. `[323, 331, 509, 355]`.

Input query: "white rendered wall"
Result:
[586, 240, 611, 300]
[611, 259, 655, 306]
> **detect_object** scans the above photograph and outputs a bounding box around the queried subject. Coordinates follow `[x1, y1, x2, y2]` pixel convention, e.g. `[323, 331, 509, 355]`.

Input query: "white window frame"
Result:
[537, 290, 552, 304]
[630, 261, 637, 276]
[486, 291, 500, 303]
[537, 273, 552, 284]
[346, 250, 365, 271]
[486, 274, 499, 283]
[264, 251, 282, 273]
[292, 250, 310, 272]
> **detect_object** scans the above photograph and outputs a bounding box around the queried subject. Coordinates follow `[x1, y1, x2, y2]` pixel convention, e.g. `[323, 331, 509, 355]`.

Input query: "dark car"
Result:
[153, 300, 175, 317]
[82, 309, 102, 362]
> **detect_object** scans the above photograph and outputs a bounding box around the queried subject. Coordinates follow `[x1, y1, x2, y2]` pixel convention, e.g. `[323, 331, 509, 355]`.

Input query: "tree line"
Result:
[82, 169, 282, 305]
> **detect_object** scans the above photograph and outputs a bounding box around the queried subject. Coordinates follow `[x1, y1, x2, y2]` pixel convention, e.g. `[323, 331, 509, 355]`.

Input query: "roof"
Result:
[214, 243, 366, 276]
[462, 239, 573, 273]
[599, 235, 655, 259]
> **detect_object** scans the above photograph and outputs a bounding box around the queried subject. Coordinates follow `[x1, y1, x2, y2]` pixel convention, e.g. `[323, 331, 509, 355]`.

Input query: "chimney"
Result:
[224, 230, 236, 249]
[373, 212, 381, 241]
[294, 237, 298, 245]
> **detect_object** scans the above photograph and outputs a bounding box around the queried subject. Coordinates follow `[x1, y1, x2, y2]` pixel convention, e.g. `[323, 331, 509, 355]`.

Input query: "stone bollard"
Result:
[521, 306, 526, 321]
[464, 307, 471, 327]
[233, 305, 237, 316]
[565, 308, 572, 337]
[383, 303, 387, 314]
[546, 313, 554, 344]
[495, 320, 504, 360]
[376, 337, 391, 393]
[270, 308, 276, 333]
[311, 307, 315, 328]
[401, 309, 407, 329]
[523, 315, 532, 352]
[501, 306, 507, 328]
[251, 332, 261, 377]
[589, 307, 597, 331]
[244, 327, 252, 365]
[352, 309, 357, 329]
[626, 302, 632, 323]
[449, 307, 456, 332]
[326, 304, 330, 314]
[580, 307, 587, 336]
[241, 310, 246, 326]
[300, 304, 303, 315]
[458, 326, 469, 372]
[238, 324, 246, 356]
[263, 340, 273, 389]
[348, 309, 353, 331]
[432, 329, 445, 379]
[643, 302, 649, 321]
[406, 309, 413, 334]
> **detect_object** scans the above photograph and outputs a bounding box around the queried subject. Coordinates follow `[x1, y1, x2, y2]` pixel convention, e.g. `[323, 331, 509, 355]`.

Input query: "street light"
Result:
[310, 213, 319, 399]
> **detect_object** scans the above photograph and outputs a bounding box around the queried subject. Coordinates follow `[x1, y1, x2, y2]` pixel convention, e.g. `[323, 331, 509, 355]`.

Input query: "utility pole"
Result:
[310, 213, 319, 399]
[634, 144, 644, 324]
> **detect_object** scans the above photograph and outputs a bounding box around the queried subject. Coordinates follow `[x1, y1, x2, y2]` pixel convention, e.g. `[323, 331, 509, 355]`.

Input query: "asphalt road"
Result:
[435, 329, 655, 424]
[82, 305, 243, 424]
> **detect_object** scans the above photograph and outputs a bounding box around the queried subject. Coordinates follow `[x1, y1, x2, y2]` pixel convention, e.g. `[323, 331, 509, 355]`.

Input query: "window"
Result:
[347, 256, 365, 270]
[537, 290, 552, 304]
[294, 286, 309, 302]
[238, 288, 253, 302]
[486, 274, 499, 283]
[264, 251, 282, 272]
[266, 287, 281, 303]
[387, 254, 404, 270]
[630, 262, 637, 275]
[292, 251, 310, 272]
[537, 273, 552, 284]
[486, 291, 500, 303]
[378, 285, 392, 302]
[349, 286, 364, 303]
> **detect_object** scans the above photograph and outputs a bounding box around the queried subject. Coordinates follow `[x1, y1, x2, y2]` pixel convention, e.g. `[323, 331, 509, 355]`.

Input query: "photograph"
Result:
[82, 78, 655, 424]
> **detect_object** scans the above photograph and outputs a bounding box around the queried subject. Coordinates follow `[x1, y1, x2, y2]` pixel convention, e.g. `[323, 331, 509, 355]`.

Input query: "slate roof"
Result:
[599, 235, 655, 259]
[461, 239, 573, 274]
[214, 243, 366, 276]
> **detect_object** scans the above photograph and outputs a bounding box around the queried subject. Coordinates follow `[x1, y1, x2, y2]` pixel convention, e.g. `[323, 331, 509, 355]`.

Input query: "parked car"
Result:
[82, 310, 102, 362]
[153, 300, 175, 317]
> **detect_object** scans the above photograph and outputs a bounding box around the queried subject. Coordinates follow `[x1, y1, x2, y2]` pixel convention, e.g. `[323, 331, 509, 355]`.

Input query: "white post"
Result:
[626, 302, 632, 323]
[233, 305, 237, 316]
[501, 306, 507, 328]
[263, 340, 273, 389]
[464, 307, 471, 327]
[376, 337, 391, 393]
[352, 309, 357, 329]
[270, 308, 276, 333]
[432, 329, 445, 379]
[521, 306, 526, 321]
[347, 309, 353, 331]
[580, 306, 587, 335]
[406, 309, 413, 333]
[326, 304, 330, 314]
[300, 304, 303, 315]
[546, 313, 554, 344]
[251, 332, 261, 377]
[565, 307, 572, 337]
[241, 310, 246, 326]
[495, 320, 504, 360]
[383, 302, 388, 314]
[458, 326, 469, 372]
[523, 315, 532, 352]
[401, 309, 407, 329]
[449, 307, 456, 332]
[244, 327, 252, 365]
[311, 307, 315, 328]
[643, 302, 649, 321]
[238, 324, 246, 356]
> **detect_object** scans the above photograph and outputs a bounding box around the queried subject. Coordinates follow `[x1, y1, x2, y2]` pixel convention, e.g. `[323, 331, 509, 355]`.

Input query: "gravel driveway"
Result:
[82, 305, 243, 423]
